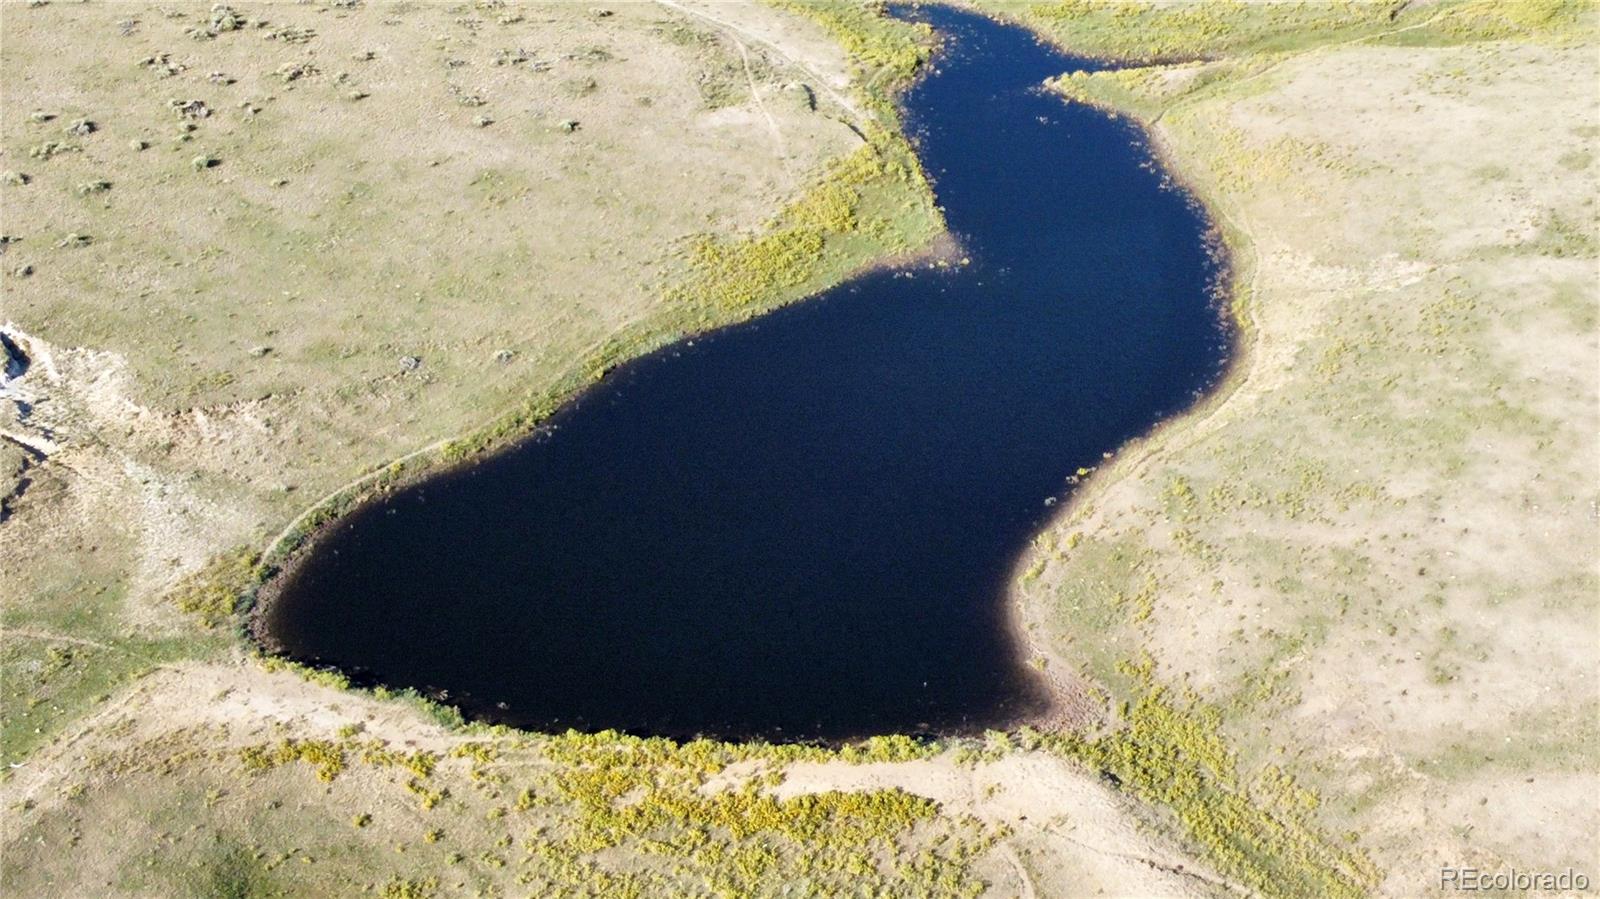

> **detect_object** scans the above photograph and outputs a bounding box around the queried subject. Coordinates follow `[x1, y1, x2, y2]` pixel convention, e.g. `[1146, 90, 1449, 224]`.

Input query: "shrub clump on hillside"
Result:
[168, 547, 259, 628]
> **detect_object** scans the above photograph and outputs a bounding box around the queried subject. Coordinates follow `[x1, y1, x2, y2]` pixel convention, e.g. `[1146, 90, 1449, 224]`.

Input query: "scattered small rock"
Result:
[28, 111, 55, 123]
[352, 50, 375, 62]
[493, 349, 515, 364]
[169, 98, 212, 119]
[493, 48, 533, 66]
[29, 141, 78, 160]
[191, 155, 218, 171]
[207, 4, 244, 34]
[590, 8, 613, 17]
[785, 82, 816, 111]
[1, 171, 29, 186]
[346, 90, 369, 101]
[141, 51, 186, 76]
[14, 263, 34, 278]
[264, 26, 316, 44]
[248, 345, 272, 357]
[129, 139, 148, 151]
[75, 179, 112, 196]
[275, 62, 317, 83]
[473, 114, 494, 127]
[558, 119, 579, 133]
[57, 233, 92, 248]
[398, 355, 422, 371]
[64, 119, 96, 136]
[140, 52, 185, 78]
[207, 71, 235, 84]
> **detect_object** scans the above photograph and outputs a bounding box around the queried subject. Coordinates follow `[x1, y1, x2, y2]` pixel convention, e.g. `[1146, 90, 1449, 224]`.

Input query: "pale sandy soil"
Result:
[775, 754, 1233, 897]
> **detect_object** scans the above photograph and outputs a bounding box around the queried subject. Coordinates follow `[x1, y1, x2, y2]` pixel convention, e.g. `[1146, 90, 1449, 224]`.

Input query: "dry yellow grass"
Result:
[1, 0, 930, 765]
[1007, 5, 1599, 893]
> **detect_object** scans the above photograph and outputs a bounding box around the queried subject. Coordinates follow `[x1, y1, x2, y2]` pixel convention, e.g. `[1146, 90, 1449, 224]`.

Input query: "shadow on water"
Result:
[262, 4, 1231, 742]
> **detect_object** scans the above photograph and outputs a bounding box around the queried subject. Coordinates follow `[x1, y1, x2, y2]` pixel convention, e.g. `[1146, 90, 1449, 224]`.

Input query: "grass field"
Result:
[1, 0, 939, 768]
[986, 0, 1598, 893]
[3, 1, 1597, 897]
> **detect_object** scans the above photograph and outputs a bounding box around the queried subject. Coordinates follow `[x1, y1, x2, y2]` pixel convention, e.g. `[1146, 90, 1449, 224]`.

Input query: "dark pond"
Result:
[263, 4, 1231, 742]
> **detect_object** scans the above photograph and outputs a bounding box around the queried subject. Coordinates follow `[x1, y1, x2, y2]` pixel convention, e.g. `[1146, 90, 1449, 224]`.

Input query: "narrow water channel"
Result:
[263, 4, 1230, 742]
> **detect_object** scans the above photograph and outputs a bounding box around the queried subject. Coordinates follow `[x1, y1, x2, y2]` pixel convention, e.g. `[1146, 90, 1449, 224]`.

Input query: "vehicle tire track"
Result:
[654, 0, 870, 129]
[732, 30, 790, 176]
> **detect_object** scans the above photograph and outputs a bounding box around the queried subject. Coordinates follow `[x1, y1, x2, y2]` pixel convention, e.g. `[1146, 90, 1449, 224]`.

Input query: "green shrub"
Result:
[169, 548, 258, 628]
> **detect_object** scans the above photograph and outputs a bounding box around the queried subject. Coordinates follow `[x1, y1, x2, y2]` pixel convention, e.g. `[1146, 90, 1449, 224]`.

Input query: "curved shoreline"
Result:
[997, 112, 1251, 730]
[1000, 80, 1262, 696]
[251, 4, 1233, 743]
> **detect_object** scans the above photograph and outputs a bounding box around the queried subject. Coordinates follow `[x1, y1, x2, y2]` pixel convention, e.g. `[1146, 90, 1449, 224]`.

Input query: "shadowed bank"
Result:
[262, 4, 1231, 741]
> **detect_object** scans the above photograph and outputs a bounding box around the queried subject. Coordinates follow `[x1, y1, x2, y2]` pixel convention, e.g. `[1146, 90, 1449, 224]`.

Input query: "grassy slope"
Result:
[1, 0, 939, 767]
[2, 6, 1011, 899]
[980, 0, 1598, 893]
[5, 722, 998, 898]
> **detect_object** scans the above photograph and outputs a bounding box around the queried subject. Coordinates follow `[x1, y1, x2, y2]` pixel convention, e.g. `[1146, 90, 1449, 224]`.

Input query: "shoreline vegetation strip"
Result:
[252, 1, 944, 574]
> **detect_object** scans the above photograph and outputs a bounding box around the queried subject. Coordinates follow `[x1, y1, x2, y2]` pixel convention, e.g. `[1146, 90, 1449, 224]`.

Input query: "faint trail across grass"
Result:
[655, 0, 870, 128]
[0, 628, 115, 652]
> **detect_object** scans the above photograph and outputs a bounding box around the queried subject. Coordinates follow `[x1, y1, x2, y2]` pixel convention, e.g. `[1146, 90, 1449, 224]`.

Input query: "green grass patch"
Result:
[665, 126, 939, 313]
[986, 0, 1593, 62]
[1042, 658, 1377, 899]
[0, 632, 217, 767]
[767, 0, 936, 111]
[169, 547, 260, 629]
[213, 727, 989, 897]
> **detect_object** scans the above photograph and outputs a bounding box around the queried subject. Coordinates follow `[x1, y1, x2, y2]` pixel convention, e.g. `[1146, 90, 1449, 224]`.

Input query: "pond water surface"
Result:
[263, 5, 1231, 741]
